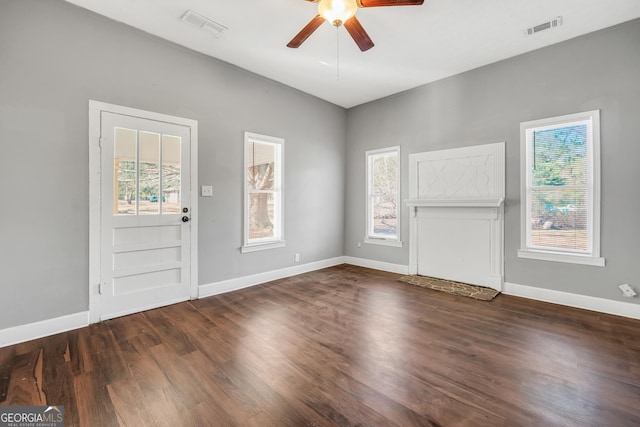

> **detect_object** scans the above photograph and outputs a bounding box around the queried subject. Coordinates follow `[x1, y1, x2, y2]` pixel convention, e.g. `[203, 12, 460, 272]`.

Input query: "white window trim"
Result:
[241, 241, 286, 253]
[364, 237, 403, 247]
[518, 110, 604, 266]
[241, 132, 285, 253]
[365, 146, 403, 247]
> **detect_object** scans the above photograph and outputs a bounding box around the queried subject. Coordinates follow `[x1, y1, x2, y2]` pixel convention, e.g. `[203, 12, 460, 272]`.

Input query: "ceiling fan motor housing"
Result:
[318, 0, 358, 27]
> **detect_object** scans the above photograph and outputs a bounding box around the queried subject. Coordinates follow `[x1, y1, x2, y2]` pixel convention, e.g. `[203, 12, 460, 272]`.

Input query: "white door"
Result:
[99, 111, 192, 320]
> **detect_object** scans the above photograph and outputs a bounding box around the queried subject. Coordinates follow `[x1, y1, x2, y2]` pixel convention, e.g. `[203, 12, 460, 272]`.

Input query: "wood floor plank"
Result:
[0, 345, 16, 403]
[3, 349, 46, 406]
[181, 350, 264, 422]
[1, 265, 639, 426]
[107, 376, 155, 427]
[143, 308, 197, 356]
[137, 384, 201, 427]
[108, 312, 162, 350]
[73, 371, 119, 426]
[147, 343, 211, 405]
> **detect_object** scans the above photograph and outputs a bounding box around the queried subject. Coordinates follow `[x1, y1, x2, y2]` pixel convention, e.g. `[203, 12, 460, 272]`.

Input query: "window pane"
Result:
[247, 142, 275, 191]
[114, 127, 137, 216]
[162, 135, 181, 214]
[372, 152, 398, 194]
[371, 196, 397, 237]
[530, 188, 588, 251]
[531, 124, 588, 186]
[139, 131, 160, 215]
[248, 192, 275, 240]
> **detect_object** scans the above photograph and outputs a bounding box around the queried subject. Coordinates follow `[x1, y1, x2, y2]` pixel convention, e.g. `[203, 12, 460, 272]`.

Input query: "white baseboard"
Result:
[504, 282, 640, 320]
[199, 257, 346, 298]
[344, 256, 410, 275]
[0, 311, 89, 348]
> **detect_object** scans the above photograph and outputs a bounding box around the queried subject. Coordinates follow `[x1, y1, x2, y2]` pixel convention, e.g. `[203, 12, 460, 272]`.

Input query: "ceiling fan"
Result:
[287, 0, 425, 52]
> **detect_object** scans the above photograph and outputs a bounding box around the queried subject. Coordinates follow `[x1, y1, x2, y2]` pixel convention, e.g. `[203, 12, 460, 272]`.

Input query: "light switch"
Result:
[201, 185, 213, 197]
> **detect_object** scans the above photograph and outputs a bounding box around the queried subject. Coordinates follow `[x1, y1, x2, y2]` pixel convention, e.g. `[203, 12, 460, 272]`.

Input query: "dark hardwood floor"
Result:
[1, 265, 639, 426]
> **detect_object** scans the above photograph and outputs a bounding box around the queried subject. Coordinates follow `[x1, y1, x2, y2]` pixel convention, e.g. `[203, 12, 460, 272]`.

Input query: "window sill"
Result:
[364, 238, 403, 248]
[241, 240, 286, 253]
[517, 249, 605, 267]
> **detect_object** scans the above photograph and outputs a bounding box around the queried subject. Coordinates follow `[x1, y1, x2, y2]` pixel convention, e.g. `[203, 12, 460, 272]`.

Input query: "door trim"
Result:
[88, 100, 198, 324]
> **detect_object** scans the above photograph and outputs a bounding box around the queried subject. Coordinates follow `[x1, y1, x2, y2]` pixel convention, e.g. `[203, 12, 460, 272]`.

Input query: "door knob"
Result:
[182, 216, 190, 223]
[182, 207, 189, 213]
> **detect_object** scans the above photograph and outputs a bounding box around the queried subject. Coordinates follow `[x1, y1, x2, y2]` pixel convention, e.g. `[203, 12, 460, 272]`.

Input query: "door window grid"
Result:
[114, 127, 182, 216]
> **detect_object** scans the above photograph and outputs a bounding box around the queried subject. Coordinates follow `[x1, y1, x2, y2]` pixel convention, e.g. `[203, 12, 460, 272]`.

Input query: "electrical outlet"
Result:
[357, 242, 361, 248]
[294, 253, 300, 263]
[201, 185, 213, 197]
[618, 283, 637, 298]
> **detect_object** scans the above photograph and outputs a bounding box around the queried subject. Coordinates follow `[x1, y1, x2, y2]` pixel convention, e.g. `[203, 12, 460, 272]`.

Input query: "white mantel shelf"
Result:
[405, 198, 504, 208]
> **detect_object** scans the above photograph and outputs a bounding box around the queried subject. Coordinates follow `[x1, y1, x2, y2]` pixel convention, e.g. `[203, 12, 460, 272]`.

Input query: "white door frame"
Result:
[88, 100, 198, 324]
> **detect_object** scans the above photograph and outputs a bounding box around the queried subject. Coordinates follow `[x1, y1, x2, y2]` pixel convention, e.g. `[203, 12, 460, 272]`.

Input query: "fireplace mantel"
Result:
[405, 198, 504, 209]
[406, 142, 505, 291]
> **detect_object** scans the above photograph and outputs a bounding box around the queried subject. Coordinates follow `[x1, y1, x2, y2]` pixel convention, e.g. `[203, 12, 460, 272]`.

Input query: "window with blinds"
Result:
[519, 110, 604, 266]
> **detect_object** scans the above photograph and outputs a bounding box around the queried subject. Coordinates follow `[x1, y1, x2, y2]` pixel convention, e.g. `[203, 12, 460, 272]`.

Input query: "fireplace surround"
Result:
[406, 142, 505, 291]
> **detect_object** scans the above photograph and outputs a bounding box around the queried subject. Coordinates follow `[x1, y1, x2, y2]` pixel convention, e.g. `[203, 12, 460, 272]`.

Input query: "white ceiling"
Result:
[65, 0, 640, 108]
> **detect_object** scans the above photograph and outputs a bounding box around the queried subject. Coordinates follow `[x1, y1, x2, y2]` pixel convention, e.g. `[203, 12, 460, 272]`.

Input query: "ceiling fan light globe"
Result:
[318, 0, 358, 27]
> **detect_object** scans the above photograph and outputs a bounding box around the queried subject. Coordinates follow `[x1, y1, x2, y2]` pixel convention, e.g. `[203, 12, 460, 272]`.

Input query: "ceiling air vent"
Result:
[180, 10, 227, 38]
[525, 16, 563, 36]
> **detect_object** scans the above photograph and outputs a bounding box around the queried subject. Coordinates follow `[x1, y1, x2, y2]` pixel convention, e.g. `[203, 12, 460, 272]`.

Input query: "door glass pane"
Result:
[139, 131, 160, 215]
[114, 127, 138, 216]
[162, 135, 181, 214]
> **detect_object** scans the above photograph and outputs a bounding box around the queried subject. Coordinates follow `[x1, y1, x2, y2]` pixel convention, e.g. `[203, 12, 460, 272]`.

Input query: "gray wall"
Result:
[0, 0, 346, 329]
[1, 0, 638, 333]
[345, 19, 640, 305]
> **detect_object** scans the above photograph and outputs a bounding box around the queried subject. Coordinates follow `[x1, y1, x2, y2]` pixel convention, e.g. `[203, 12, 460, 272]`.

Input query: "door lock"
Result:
[182, 207, 189, 213]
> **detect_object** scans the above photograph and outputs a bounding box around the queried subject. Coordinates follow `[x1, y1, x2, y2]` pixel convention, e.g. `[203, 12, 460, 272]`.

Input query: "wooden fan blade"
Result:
[344, 16, 374, 52]
[358, 0, 424, 7]
[287, 15, 325, 48]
